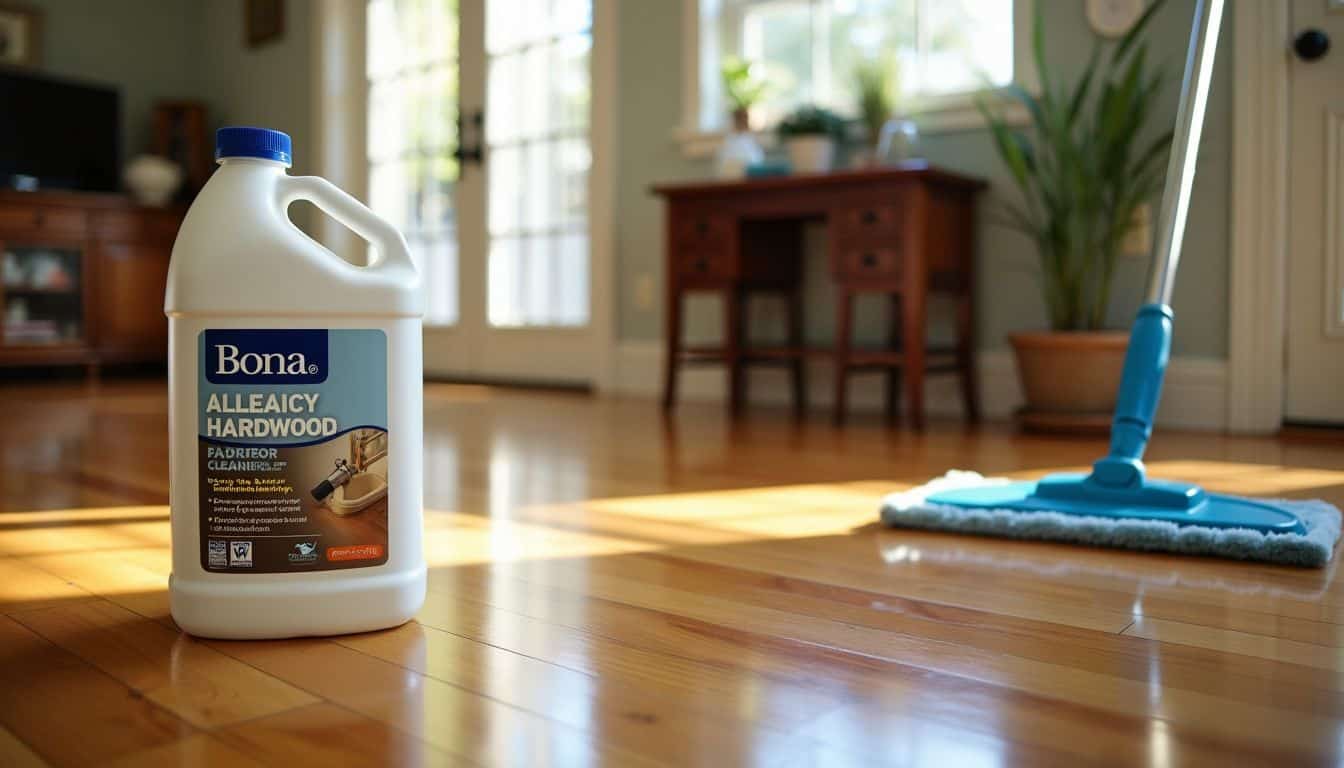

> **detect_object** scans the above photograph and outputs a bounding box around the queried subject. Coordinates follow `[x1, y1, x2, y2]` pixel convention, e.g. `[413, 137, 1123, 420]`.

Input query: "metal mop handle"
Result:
[1091, 0, 1225, 490]
[1146, 0, 1224, 305]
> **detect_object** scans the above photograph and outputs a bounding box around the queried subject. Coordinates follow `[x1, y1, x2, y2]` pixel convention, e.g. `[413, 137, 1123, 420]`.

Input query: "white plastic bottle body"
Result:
[168, 315, 425, 639]
[166, 145, 425, 639]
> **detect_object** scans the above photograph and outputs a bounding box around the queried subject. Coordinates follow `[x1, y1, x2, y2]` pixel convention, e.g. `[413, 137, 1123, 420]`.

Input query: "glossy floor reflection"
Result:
[1, 380, 1342, 766]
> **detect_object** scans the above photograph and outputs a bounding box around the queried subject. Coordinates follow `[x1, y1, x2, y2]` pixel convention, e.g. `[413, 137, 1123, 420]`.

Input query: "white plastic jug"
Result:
[164, 127, 425, 639]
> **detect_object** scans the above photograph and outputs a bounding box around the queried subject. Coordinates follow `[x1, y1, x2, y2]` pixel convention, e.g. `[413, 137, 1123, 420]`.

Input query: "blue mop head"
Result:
[880, 471, 1343, 567]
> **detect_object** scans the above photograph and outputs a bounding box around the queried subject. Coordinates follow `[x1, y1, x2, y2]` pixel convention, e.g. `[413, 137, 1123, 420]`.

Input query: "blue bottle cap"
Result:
[215, 126, 292, 166]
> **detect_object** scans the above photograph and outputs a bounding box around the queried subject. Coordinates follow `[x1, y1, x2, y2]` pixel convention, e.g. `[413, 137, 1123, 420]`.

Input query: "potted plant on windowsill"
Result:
[717, 56, 770, 179]
[854, 56, 896, 167]
[979, 0, 1170, 430]
[777, 105, 846, 174]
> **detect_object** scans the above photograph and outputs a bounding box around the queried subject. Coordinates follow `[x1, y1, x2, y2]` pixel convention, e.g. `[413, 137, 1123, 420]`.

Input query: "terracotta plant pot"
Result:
[1009, 331, 1129, 427]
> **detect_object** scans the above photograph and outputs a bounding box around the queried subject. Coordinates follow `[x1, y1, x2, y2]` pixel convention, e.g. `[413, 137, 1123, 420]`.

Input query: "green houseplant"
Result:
[854, 56, 897, 157]
[718, 56, 770, 178]
[776, 105, 847, 174]
[979, 0, 1172, 424]
[721, 56, 771, 131]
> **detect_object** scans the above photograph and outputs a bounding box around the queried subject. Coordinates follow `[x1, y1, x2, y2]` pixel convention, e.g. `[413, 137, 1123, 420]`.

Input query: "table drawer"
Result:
[93, 210, 182, 245]
[837, 244, 902, 279]
[673, 212, 732, 248]
[676, 244, 734, 280]
[40, 208, 90, 237]
[835, 202, 904, 240]
[0, 207, 38, 232]
[0, 204, 89, 237]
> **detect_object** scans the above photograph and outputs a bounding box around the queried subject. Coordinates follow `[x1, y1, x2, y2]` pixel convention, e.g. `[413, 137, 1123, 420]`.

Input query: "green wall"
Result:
[194, 0, 316, 178]
[615, 0, 1232, 358]
[194, 0, 316, 230]
[23, 0, 315, 225]
[22, 0, 198, 164]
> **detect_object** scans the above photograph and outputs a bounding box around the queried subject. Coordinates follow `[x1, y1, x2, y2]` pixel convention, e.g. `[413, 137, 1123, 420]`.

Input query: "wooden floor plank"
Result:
[103, 734, 264, 768]
[1, 380, 1343, 766]
[0, 725, 49, 768]
[215, 702, 469, 768]
[443, 558, 1338, 759]
[0, 556, 90, 615]
[0, 614, 193, 767]
[11, 599, 319, 728]
[615, 549, 1344, 703]
[207, 635, 666, 768]
[410, 589, 845, 731]
[21, 548, 176, 621]
[338, 619, 839, 766]
[427, 565, 1318, 765]
[1125, 615, 1344, 671]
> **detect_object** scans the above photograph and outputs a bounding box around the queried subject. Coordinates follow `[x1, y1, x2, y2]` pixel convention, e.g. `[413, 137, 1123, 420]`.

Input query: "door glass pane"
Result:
[485, 1, 591, 328]
[2, 246, 83, 346]
[367, 0, 459, 326]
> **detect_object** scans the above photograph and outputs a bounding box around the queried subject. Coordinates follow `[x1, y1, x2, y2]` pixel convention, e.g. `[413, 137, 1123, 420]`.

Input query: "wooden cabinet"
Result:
[95, 242, 171, 358]
[0, 190, 183, 374]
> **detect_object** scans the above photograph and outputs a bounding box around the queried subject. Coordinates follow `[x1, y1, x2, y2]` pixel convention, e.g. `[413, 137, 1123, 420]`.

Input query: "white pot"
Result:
[124, 155, 184, 207]
[785, 136, 835, 174]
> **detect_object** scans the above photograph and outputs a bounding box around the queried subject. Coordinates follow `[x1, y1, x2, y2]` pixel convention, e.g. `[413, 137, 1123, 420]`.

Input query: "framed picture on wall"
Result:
[0, 3, 41, 67]
[245, 0, 284, 48]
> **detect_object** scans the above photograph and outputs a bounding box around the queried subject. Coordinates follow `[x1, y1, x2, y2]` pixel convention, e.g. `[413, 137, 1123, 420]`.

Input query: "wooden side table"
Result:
[652, 165, 986, 428]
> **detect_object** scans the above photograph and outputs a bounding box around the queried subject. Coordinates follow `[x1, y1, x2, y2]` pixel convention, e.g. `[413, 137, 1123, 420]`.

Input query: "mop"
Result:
[880, 0, 1343, 567]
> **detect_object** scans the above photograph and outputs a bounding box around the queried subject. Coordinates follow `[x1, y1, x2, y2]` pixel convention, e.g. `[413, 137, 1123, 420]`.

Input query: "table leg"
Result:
[903, 285, 926, 431]
[886, 293, 903, 425]
[957, 289, 981, 423]
[788, 285, 806, 420]
[662, 287, 682, 413]
[725, 286, 745, 417]
[832, 288, 853, 426]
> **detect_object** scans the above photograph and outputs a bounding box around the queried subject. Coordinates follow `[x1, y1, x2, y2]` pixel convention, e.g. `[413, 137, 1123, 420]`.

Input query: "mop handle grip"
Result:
[1091, 304, 1173, 488]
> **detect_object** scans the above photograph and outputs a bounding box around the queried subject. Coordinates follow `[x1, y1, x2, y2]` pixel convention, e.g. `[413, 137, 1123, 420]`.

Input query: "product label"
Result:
[197, 329, 389, 573]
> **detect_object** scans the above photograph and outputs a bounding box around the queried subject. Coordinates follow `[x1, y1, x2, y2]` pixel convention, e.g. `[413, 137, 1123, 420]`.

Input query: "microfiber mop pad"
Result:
[880, 472, 1343, 567]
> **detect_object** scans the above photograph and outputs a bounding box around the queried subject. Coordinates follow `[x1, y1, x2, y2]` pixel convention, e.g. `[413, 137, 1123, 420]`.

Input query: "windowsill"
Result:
[673, 88, 1032, 160]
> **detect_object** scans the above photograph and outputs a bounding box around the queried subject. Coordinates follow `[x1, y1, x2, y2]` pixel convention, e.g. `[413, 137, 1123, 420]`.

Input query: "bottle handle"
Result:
[275, 175, 416, 275]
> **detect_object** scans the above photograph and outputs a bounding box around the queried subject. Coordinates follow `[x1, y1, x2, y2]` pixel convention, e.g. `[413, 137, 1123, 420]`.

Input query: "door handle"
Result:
[452, 109, 485, 165]
[1293, 29, 1330, 62]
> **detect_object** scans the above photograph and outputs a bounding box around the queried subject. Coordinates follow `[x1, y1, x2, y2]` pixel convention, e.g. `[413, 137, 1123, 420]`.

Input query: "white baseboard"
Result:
[611, 342, 1228, 431]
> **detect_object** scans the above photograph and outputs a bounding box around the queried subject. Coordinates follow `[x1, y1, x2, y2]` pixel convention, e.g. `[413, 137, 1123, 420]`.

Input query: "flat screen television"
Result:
[0, 69, 120, 193]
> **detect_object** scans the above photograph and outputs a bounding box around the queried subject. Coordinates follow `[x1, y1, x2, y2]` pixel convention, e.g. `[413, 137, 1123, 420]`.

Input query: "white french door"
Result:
[1284, 0, 1344, 424]
[365, 0, 608, 385]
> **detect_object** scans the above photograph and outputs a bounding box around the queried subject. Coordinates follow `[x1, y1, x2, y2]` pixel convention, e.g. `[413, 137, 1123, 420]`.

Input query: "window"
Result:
[485, 0, 592, 328]
[692, 0, 1022, 135]
[366, 0, 460, 326]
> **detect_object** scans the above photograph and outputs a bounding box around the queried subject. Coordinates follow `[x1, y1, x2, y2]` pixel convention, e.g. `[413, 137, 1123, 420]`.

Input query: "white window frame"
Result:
[675, 0, 1037, 157]
[309, 0, 619, 390]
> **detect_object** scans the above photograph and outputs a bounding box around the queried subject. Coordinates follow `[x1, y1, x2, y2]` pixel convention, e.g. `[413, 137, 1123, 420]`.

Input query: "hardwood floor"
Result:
[1, 379, 1343, 766]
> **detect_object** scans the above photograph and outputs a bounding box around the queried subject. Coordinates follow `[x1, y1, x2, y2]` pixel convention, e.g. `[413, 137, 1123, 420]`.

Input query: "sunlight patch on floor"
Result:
[6, 455, 1340, 600]
[0, 506, 169, 525]
[420, 483, 887, 567]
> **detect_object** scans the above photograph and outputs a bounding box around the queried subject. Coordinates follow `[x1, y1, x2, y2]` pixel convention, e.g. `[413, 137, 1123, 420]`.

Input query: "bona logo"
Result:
[204, 329, 328, 384]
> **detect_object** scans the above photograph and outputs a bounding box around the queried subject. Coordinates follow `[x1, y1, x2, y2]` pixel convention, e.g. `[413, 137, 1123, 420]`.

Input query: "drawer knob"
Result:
[694, 257, 708, 272]
[695, 219, 710, 236]
[860, 210, 878, 225]
[861, 252, 878, 268]
[33, 211, 45, 227]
